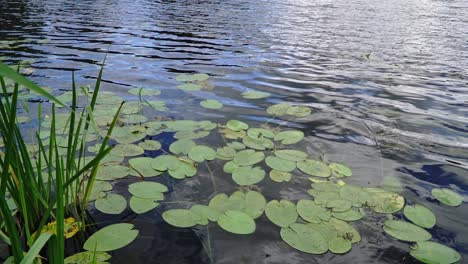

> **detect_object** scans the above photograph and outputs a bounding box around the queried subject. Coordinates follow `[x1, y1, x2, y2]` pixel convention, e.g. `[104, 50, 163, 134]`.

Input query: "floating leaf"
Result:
[138, 140, 161, 151]
[247, 128, 275, 139]
[223, 161, 239, 173]
[95, 194, 127, 215]
[274, 149, 307, 162]
[128, 182, 168, 199]
[265, 200, 298, 227]
[265, 156, 296, 172]
[177, 83, 202, 91]
[404, 205, 436, 229]
[267, 103, 291, 116]
[297, 159, 331, 178]
[370, 189, 405, 213]
[410, 241, 461, 264]
[329, 236, 352, 254]
[121, 101, 142, 115]
[96, 165, 131, 181]
[432, 188, 463, 207]
[83, 223, 138, 251]
[280, 223, 328, 254]
[329, 163, 352, 177]
[168, 139, 195, 155]
[200, 99, 223, 109]
[216, 146, 236, 160]
[209, 193, 230, 213]
[168, 159, 197, 179]
[190, 205, 221, 222]
[162, 209, 202, 228]
[217, 210, 256, 235]
[242, 91, 270, 99]
[226, 120, 249, 131]
[227, 142, 246, 150]
[243, 191, 266, 219]
[243, 135, 274, 150]
[332, 208, 365, 222]
[326, 199, 352, 212]
[188, 145, 216, 162]
[269, 170, 292, 183]
[174, 130, 210, 140]
[383, 220, 432, 242]
[111, 144, 144, 157]
[232, 166, 265, 185]
[274, 130, 304, 145]
[64, 251, 111, 264]
[152, 155, 181, 171]
[176, 73, 209, 82]
[312, 182, 341, 192]
[128, 87, 161, 96]
[233, 149, 265, 166]
[129, 197, 160, 214]
[129, 157, 163, 177]
[286, 105, 311, 117]
[329, 218, 361, 243]
[145, 100, 167, 111]
[297, 200, 331, 223]
[339, 185, 371, 207]
[219, 128, 246, 139]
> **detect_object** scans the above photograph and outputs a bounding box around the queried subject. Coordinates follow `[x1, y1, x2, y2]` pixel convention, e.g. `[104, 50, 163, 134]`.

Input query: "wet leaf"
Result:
[217, 210, 256, 234]
[128, 182, 168, 199]
[129, 196, 160, 214]
[83, 223, 138, 251]
[233, 149, 265, 166]
[129, 157, 163, 177]
[297, 159, 331, 178]
[286, 105, 311, 117]
[265, 200, 298, 227]
[174, 130, 210, 140]
[329, 163, 352, 177]
[297, 200, 331, 223]
[274, 149, 307, 162]
[162, 209, 202, 228]
[95, 194, 127, 215]
[370, 190, 405, 213]
[280, 223, 328, 254]
[326, 199, 352, 212]
[64, 251, 111, 264]
[232, 166, 265, 185]
[145, 100, 167, 111]
[410, 241, 461, 264]
[329, 218, 361, 243]
[200, 99, 223, 109]
[265, 156, 296, 172]
[404, 205, 436, 229]
[188, 145, 216, 162]
[219, 128, 246, 139]
[383, 220, 432, 242]
[432, 188, 463, 207]
[269, 170, 292, 182]
[168, 159, 197, 179]
[267, 103, 291, 116]
[242, 91, 270, 99]
[226, 120, 249, 131]
[274, 130, 304, 145]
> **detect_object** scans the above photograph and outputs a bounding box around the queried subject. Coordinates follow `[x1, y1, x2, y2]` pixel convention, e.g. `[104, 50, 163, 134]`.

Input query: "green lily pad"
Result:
[111, 144, 144, 157]
[280, 223, 328, 254]
[370, 190, 405, 213]
[383, 220, 432, 242]
[274, 130, 304, 145]
[232, 166, 265, 185]
[168, 159, 197, 179]
[128, 182, 168, 199]
[145, 100, 168, 111]
[174, 130, 210, 140]
[138, 140, 161, 151]
[410, 241, 461, 264]
[200, 99, 223, 109]
[217, 210, 256, 235]
[120, 114, 149, 124]
[121, 101, 142, 115]
[269, 170, 292, 183]
[286, 105, 311, 117]
[95, 194, 127, 215]
[267, 103, 291, 116]
[243, 191, 267, 219]
[64, 251, 111, 264]
[233, 149, 265, 166]
[170, 139, 196, 155]
[220, 128, 246, 139]
[339, 185, 372, 207]
[329, 163, 352, 177]
[162, 209, 203, 228]
[190, 205, 221, 222]
[83, 223, 138, 251]
[176, 73, 209, 82]
[227, 142, 246, 150]
[297, 159, 331, 178]
[403, 205, 436, 229]
[265, 156, 296, 172]
[265, 200, 298, 227]
[188, 145, 216, 162]
[152, 155, 181, 171]
[312, 182, 341, 192]
[247, 128, 275, 139]
[329, 236, 352, 254]
[274, 149, 307, 161]
[241, 91, 270, 99]
[223, 160, 239, 173]
[326, 199, 353, 212]
[297, 200, 331, 223]
[129, 197, 160, 214]
[226, 120, 249, 131]
[329, 218, 361, 243]
[332, 208, 365, 222]
[129, 157, 163, 178]
[432, 188, 463, 207]
[216, 146, 236, 160]
[177, 83, 202, 91]
[96, 165, 131, 180]
[382, 176, 404, 193]
[243, 135, 274, 150]
[209, 193, 230, 213]
[128, 87, 161, 96]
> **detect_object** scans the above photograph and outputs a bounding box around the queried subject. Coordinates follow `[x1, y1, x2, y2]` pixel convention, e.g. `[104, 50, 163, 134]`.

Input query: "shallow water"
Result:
[1, 0, 467, 263]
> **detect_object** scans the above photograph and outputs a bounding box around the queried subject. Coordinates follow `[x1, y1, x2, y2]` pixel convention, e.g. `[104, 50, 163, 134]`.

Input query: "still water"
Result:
[1, 0, 467, 263]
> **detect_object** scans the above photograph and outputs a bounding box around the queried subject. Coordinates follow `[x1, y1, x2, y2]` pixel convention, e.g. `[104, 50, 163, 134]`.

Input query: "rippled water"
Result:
[1, 0, 467, 263]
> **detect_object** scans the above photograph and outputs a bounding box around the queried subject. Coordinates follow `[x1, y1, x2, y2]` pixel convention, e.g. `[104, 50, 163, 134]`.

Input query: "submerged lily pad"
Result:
[242, 91, 270, 99]
[404, 205, 436, 229]
[83, 223, 138, 251]
[162, 209, 203, 228]
[129, 197, 160, 214]
[217, 210, 256, 235]
[410, 241, 461, 264]
[265, 200, 298, 227]
[274, 130, 304, 145]
[200, 99, 223, 109]
[297, 160, 331, 178]
[95, 194, 127, 215]
[432, 188, 463, 207]
[176, 73, 209, 82]
[383, 220, 432, 242]
[111, 144, 144, 157]
[280, 223, 328, 254]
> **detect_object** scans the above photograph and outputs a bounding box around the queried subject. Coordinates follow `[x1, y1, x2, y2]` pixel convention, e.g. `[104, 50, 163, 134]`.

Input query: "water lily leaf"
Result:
[170, 139, 196, 155]
[227, 191, 245, 211]
[286, 105, 311, 117]
[265, 156, 296, 172]
[83, 223, 138, 251]
[216, 146, 236, 160]
[145, 100, 167, 111]
[129, 157, 163, 177]
[297, 159, 331, 177]
[312, 182, 341, 192]
[226, 120, 249, 131]
[223, 160, 239, 173]
[152, 155, 181, 171]
[432, 188, 463, 207]
[267, 103, 291, 116]
[177, 83, 202, 91]
[188, 145, 216, 162]
[129, 197, 160, 214]
[200, 99, 223, 109]
[233, 149, 264, 166]
[168, 160, 197, 179]
[128, 182, 168, 199]
[176, 73, 209, 82]
[89, 181, 113, 201]
[121, 101, 142, 115]
[232, 166, 265, 185]
[219, 128, 246, 139]
[128, 87, 161, 96]
[274, 149, 307, 162]
[243, 191, 266, 219]
[269, 170, 292, 182]
[329, 218, 361, 243]
[111, 144, 144, 157]
[227, 141, 246, 150]
[332, 208, 365, 222]
[326, 199, 352, 212]
[96, 165, 131, 180]
[370, 190, 405, 213]
[410, 241, 461, 264]
[329, 163, 352, 177]
[309, 190, 341, 206]
[162, 209, 202, 228]
[190, 205, 221, 222]
[243, 135, 274, 150]
[64, 251, 111, 264]
[297, 200, 331, 223]
[247, 128, 275, 139]
[274, 130, 304, 145]
[209, 193, 230, 213]
[383, 220, 432, 242]
[110, 126, 146, 144]
[265, 200, 298, 227]
[174, 130, 210, 140]
[339, 185, 371, 207]
[242, 91, 270, 99]
[329, 236, 352, 254]
[164, 120, 198, 131]
[138, 140, 161, 151]
[95, 194, 127, 215]
[404, 205, 436, 229]
[120, 114, 148, 124]
[217, 210, 256, 234]
[280, 223, 328, 254]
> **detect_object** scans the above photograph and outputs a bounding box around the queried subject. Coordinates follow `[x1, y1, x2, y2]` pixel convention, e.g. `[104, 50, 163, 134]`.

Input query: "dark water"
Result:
[1, 0, 468, 263]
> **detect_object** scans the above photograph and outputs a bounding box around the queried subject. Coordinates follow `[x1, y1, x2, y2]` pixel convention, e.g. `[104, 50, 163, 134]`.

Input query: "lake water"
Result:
[1, 0, 467, 263]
